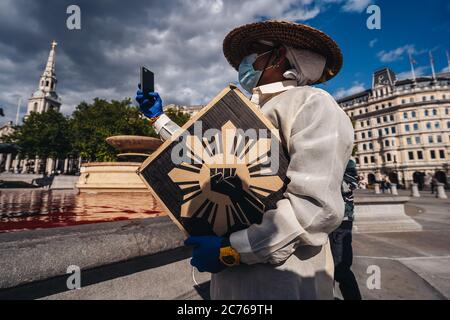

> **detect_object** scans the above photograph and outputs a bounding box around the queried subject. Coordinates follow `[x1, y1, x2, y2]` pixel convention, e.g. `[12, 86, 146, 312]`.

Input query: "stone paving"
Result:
[349, 189, 450, 300]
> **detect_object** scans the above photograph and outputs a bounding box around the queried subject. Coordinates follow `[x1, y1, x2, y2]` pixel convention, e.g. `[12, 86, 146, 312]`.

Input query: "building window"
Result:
[408, 151, 414, 160]
[366, 120, 370, 126]
[385, 140, 390, 147]
[405, 124, 410, 132]
[439, 150, 446, 159]
[413, 123, 419, 130]
[377, 117, 381, 124]
[361, 121, 364, 127]
[391, 126, 396, 134]
[415, 136, 421, 144]
[403, 112, 408, 119]
[431, 96, 435, 100]
[411, 111, 416, 118]
[417, 151, 423, 160]
[375, 106, 379, 110]
[364, 156, 368, 164]
[389, 114, 394, 121]
[386, 153, 392, 161]
[406, 137, 412, 145]
[350, 112, 354, 117]
[426, 122, 431, 129]
[365, 108, 368, 113]
[435, 122, 440, 129]
[355, 157, 359, 164]
[447, 121, 450, 129]
[369, 143, 373, 149]
[422, 96, 427, 101]
[425, 110, 429, 116]
[368, 131, 372, 138]
[437, 135, 442, 143]
[410, 98, 414, 103]
[401, 99, 406, 104]
[446, 108, 449, 115]
[363, 144, 367, 150]
[382, 104, 385, 108]
[428, 136, 434, 143]
[432, 109, 437, 116]
[430, 150, 436, 159]
[370, 156, 375, 163]
[378, 129, 382, 137]
[383, 115, 387, 122]
[388, 102, 392, 107]
[361, 132, 366, 139]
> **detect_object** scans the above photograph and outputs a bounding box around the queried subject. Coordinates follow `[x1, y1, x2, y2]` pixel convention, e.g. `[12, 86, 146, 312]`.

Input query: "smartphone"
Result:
[140, 66, 154, 99]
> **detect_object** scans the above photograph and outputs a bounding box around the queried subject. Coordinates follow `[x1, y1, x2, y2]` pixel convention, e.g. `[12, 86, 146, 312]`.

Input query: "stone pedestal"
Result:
[353, 194, 422, 233]
[34, 157, 40, 174]
[13, 155, 20, 173]
[21, 158, 28, 174]
[411, 183, 420, 197]
[46, 158, 55, 175]
[391, 183, 398, 195]
[63, 158, 69, 173]
[5, 154, 12, 172]
[76, 162, 148, 193]
[436, 183, 448, 199]
[374, 183, 381, 194]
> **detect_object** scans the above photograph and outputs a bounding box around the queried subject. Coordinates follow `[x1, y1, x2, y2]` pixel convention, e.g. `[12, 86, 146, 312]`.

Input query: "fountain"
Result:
[76, 135, 162, 193]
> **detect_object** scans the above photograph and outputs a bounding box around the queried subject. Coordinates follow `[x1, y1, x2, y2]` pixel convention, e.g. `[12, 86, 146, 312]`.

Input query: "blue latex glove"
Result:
[135, 84, 163, 119]
[185, 236, 225, 273]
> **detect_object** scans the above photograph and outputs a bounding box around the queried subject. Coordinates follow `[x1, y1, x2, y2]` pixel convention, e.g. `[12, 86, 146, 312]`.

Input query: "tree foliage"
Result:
[70, 98, 157, 162]
[165, 108, 191, 127]
[5, 98, 192, 163]
[7, 109, 72, 158]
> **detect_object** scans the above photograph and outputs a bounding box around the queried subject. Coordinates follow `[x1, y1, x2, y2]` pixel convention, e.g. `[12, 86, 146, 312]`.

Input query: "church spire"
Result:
[26, 40, 61, 117]
[43, 40, 57, 78]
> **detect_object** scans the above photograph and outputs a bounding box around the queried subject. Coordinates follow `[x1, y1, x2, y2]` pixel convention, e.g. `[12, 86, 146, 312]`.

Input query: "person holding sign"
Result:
[136, 20, 354, 300]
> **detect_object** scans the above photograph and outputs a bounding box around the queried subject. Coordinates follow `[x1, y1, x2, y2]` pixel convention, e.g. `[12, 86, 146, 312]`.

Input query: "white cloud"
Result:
[342, 0, 373, 12]
[333, 81, 366, 99]
[369, 38, 378, 48]
[377, 45, 418, 63]
[396, 66, 428, 80]
[0, 0, 378, 126]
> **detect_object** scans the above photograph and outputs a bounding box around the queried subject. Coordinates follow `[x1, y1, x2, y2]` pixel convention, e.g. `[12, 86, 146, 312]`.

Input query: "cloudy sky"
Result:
[0, 0, 449, 124]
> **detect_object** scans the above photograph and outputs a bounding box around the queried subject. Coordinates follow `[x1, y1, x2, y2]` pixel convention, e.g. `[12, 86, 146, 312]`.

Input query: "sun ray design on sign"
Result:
[168, 121, 284, 236]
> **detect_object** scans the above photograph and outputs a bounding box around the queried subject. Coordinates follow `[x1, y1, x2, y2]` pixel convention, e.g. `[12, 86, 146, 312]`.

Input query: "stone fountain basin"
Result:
[76, 162, 147, 193]
[106, 135, 162, 153]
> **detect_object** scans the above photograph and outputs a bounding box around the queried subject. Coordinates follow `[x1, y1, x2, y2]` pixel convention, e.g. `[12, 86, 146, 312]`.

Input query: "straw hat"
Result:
[223, 20, 343, 84]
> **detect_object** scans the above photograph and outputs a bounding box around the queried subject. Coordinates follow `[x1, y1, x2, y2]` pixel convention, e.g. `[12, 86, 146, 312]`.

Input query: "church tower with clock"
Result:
[373, 67, 397, 88]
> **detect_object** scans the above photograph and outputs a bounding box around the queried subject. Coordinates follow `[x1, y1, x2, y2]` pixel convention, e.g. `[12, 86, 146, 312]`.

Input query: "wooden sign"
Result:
[138, 85, 290, 237]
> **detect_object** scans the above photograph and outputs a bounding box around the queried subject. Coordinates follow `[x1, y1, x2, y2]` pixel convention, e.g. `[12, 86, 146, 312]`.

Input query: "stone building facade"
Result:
[338, 68, 450, 189]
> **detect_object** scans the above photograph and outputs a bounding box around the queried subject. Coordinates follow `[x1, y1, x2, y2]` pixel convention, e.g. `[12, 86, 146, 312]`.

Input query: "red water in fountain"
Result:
[0, 190, 165, 233]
